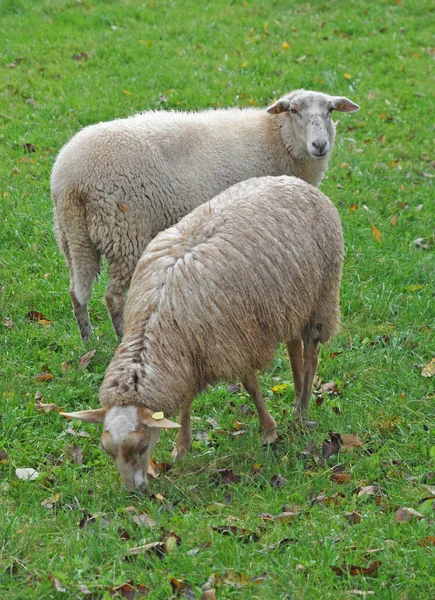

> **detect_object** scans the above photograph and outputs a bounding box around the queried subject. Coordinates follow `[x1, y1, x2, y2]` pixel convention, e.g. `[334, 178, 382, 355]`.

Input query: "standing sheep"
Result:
[60, 175, 344, 491]
[52, 90, 358, 340]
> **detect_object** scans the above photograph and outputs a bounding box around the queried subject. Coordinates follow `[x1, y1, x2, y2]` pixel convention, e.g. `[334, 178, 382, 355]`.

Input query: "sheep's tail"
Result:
[53, 189, 101, 306]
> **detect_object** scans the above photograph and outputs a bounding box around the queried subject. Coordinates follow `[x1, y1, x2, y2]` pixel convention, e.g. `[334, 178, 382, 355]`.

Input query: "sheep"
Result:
[51, 90, 358, 340]
[60, 175, 344, 491]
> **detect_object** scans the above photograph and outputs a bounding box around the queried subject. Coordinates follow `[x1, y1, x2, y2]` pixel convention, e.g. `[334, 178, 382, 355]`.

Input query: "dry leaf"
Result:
[357, 485, 379, 498]
[65, 428, 90, 438]
[200, 590, 216, 600]
[330, 465, 351, 484]
[371, 225, 382, 243]
[394, 506, 424, 523]
[418, 536, 435, 547]
[80, 349, 96, 368]
[132, 513, 156, 528]
[421, 358, 435, 378]
[170, 578, 195, 598]
[389, 215, 398, 227]
[322, 432, 342, 459]
[35, 401, 58, 413]
[227, 383, 241, 394]
[165, 532, 182, 554]
[112, 582, 150, 598]
[129, 541, 166, 558]
[50, 576, 66, 592]
[68, 444, 84, 464]
[26, 310, 52, 323]
[3, 317, 14, 329]
[0, 449, 8, 463]
[270, 473, 288, 488]
[341, 433, 364, 452]
[332, 561, 381, 577]
[214, 468, 241, 484]
[33, 372, 54, 382]
[222, 570, 250, 588]
[41, 494, 61, 509]
[346, 511, 362, 525]
[16, 468, 39, 481]
[316, 381, 338, 396]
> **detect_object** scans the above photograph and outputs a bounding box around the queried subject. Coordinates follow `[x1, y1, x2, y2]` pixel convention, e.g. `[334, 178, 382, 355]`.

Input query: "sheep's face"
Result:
[60, 405, 180, 491]
[267, 90, 359, 160]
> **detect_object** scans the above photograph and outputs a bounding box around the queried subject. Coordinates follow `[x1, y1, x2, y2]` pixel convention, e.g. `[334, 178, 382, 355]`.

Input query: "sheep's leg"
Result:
[172, 401, 192, 459]
[242, 371, 277, 444]
[105, 279, 128, 338]
[295, 340, 320, 426]
[286, 337, 304, 404]
[70, 290, 92, 341]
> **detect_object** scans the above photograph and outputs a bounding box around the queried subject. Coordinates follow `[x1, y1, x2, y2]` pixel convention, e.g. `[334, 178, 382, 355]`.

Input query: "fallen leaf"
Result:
[200, 590, 216, 600]
[41, 494, 61, 509]
[129, 541, 166, 558]
[272, 383, 288, 394]
[26, 311, 52, 325]
[357, 485, 379, 498]
[16, 468, 39, 481]
[394, 506, 424, 523]
[316, 381, 338, 396]
[65, 428, 90, 438]
[214, 468, 241, 484]
[80, 349, 96, 368]
[170, 578, 195, 599]
[330, 465, 351, 484]
[35, 401, 58, 413]
[0, 449, 8, 463]
[346, 511, 362, 525]
[132, 513, 156, 529]
[421, 358, 435, 378]
[33, 372, 54, 383]
[406, 284, 425, 292]
[262, 538, 298, 551]
[322, 432, 342, 459]
[371, 225, 382, 243]
[270, 473, 288, 488]
[50, 576, 66, 592]
[111, 582, 150, 598]
[61, 361, 73, 372]
[332, 561, 381, 577]
[165, 532, 182, 554]
[418, 536, 435, 547]
[23, 142, 36, 153]
[233, 420, 243, 431]
[3, 317, 14, 329]
[211, 526, 260, 543]
[389, 215, 398, 227]
[78, 511, 97, 528]
[222, 570, 250, 588]
[311, 492, 345, 507]
[227, 383, 241, 394]
[68, 444, 84, 464]
[72, 52, 89, 61]
[341, 434, 364, 452]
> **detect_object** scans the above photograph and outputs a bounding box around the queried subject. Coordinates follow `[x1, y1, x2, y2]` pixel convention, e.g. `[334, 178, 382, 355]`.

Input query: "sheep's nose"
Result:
[312, 141, 327, 155]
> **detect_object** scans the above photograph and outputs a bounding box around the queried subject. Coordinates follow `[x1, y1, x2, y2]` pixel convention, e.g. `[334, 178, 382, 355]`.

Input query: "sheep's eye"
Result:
[290, 108, 298, 115]
[328, 107, 334, 114]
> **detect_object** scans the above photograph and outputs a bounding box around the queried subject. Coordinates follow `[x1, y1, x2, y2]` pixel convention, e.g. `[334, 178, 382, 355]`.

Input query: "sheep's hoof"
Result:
[262, 422, 278, 445]
[171, 446, 188, 460]
[295, 417, 318, 430]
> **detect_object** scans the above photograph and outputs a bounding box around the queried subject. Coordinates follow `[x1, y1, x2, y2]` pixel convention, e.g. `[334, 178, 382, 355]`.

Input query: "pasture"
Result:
[0, 0, 434, 598]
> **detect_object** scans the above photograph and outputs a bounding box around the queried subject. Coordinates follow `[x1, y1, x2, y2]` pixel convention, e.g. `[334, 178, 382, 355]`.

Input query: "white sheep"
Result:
[60, 175, 344, 491]
[51, 90, 358, 340]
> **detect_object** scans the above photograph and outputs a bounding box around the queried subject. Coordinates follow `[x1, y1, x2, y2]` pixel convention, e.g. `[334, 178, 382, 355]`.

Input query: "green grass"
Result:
[1, 0, 434, 598]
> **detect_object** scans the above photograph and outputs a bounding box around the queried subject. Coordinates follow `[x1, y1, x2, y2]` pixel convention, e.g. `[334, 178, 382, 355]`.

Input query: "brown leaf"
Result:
[371, 225, 382, 243]
[0, 449, 8, 463]
[332, 561, 381, 577]
[78, 511, 97, 528]
[421, 358, 435, 378]
[322, 432, 342, 459]
[33, 372, 54, 382]
[165, 532, 182, 554]
[270, 473, 288, 488]
[357, 485, 379, 498]
[147, 458, 172, 479]
[389, 215, 398, 227]
[35, 401, 58, 413]
[80, 349, 96, 368]
[132, 513, 156, 529]
[418, 536, 435, 547]
[233, 420, 243, 431]
[3, 317, 14, 329]
[211, 526, 260, 543]
[394, 506, 424, 523]
[214, 468, 241, 484]
[200, 590, 216, 600]
[169, 578, 195, 598]
[65, 428, 90, 438]
[111, 582, 149, 598]
[41, 494, 61, 509]
[315, 381, 338, 395]
[330, 465, 351, 484]
[68, 444, 84, 464]
[129, 541, 166, 558]
[227, 383, 241, 394]
[26, 311, 52, 325]
[72, 52, 89, 61]
[346, 511, 362, 525]
[222, 570, 250, 588]
[23, 142, 36, 153]
[341, 433, 364, 452]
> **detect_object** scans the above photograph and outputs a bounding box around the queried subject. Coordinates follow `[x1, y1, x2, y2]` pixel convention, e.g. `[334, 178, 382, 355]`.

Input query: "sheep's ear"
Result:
[332, 97, 360, 112]
[60, 408, 107, 424]
[142, 410, 181, 429]
[267, 99, 290, 114]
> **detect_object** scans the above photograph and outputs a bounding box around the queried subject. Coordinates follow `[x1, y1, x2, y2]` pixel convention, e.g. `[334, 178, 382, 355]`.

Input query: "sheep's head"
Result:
[60, 405, 180, 491]
[267, 90, 359, 160]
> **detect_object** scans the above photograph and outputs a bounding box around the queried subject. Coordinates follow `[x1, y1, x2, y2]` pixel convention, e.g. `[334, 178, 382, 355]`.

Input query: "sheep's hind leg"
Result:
[172, 400, 192, 459]
[242, 370, 277, 444]
[105, 277, 129, 338]
[286, 337, 304, 404]
[70, 290, 92, 341]
[295, 339, 320, 427]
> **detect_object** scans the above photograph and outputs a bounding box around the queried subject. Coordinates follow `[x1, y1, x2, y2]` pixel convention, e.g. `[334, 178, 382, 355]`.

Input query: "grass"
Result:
[0, 0, 434, 598]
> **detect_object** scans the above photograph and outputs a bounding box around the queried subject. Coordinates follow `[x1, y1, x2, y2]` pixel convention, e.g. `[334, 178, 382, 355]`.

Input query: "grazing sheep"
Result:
[52, 90, 358, 340]
[60, 175, 344, 491]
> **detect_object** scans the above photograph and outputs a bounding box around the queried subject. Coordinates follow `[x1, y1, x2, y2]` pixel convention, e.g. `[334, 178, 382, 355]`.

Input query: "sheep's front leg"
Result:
[242, 371, 277, 444]
[172, 400, 192, 459]
[286, 337, 304, 405]
[295, 340, 320, 426]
